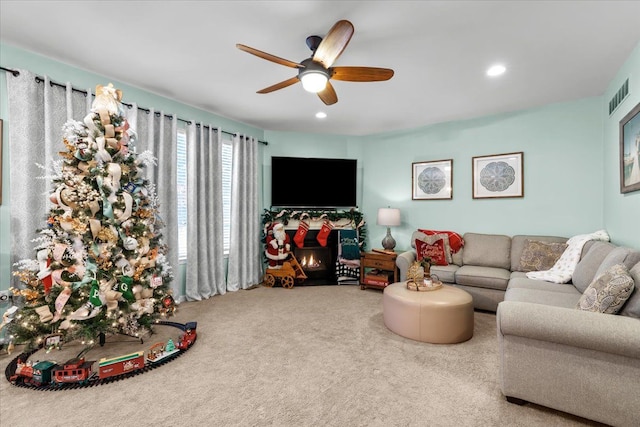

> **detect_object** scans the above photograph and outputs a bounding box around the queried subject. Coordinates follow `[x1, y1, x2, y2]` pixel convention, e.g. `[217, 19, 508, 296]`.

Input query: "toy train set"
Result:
[5, 321, 196, 390]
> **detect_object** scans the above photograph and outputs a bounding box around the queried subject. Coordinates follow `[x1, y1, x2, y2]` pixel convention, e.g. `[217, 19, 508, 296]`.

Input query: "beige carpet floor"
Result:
[0, 285, 604, 427]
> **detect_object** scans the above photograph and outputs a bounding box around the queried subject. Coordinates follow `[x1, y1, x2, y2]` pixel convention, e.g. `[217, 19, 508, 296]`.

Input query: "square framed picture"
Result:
[472, 152, 523, 199]
[620, 102, 640, 194]
[412, 159, 453, 200]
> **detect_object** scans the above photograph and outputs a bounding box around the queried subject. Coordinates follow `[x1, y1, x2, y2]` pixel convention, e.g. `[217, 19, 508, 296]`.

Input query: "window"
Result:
[221, 140, 233, 254]
[176, 129, 233, 259]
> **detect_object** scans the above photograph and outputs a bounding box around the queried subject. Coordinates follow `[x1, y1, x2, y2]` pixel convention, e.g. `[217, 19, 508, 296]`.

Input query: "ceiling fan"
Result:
[236, 20, 394, 105]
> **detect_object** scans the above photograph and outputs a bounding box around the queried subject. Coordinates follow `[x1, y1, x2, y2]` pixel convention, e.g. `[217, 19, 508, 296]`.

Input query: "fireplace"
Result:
[286, 229, 338, 285]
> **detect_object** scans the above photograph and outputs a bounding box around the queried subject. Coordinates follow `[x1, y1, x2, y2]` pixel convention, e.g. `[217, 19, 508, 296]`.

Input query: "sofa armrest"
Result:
[396, 250, 416, 281]
[497, 300, 640, 359]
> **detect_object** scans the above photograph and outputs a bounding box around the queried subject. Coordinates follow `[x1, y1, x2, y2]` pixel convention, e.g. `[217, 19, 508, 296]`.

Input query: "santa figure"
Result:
[266, 223, 291, 269]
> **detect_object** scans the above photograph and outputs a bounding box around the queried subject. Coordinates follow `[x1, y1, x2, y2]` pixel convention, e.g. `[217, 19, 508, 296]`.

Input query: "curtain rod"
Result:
[0, 66, 268, 145]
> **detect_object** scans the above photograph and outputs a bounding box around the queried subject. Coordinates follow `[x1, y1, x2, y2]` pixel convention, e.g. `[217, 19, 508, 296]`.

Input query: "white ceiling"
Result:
[2, 1, 640, 136]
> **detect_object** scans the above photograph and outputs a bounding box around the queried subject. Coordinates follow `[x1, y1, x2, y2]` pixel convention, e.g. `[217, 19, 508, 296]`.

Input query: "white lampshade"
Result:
[377, 208, 401, 227]
[300, 71, 328, 93]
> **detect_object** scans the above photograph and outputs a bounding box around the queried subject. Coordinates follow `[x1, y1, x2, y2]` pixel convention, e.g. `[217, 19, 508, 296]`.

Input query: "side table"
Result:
[360, 251, 399, 290]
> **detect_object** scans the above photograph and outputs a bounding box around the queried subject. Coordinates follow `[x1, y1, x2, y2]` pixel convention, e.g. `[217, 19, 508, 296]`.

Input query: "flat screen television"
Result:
[271, 156, 357, 208]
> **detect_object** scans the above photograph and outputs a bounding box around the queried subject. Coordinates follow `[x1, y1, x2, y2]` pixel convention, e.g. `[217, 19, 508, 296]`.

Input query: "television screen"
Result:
[271, 156, 357, 208]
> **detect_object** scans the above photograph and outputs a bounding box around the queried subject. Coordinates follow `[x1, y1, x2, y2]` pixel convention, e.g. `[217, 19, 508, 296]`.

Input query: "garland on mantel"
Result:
[261, 208, 368, 250]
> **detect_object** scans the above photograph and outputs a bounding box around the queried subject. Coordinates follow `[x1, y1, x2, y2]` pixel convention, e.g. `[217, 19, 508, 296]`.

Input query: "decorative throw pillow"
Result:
[415, 231, 453, 264]
[518, 239, 568, 272]
[418, 229, 464, 253]
[576, 263, 635, 314]
[339, 230, 360, 260]
[415, 238, 448, 266]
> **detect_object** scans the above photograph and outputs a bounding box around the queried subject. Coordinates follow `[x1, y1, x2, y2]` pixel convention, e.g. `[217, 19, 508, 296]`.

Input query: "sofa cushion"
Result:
[430, 264, 459, 284]
[511, 235, 568, 271]
[504, 287, 581, 308]
[572, 242, 617, 293]
[451, 249, 463, 266]
[462, 233, 511, 269]
[576, 264, 635, 314]
[517, 239, 568, 272]
[594, 247, 640, 277]
[508, 276, 579, 294]
[455, 265, 510, 291]
[620, 262, 640, 318]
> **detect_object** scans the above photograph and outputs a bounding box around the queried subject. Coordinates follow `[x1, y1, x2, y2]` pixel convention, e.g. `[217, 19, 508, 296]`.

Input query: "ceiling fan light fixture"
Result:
[300, 71, 328, 93]
[487, 64, 506, 77]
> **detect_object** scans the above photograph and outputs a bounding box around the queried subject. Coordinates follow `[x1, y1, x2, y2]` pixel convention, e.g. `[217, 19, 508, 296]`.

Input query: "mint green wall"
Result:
[261, 130, 364, 209]
[358, 99, 605, 252]
[0, 43, 265, 291]
[2, 40, 639, 291]
[603, 42, 640, 248]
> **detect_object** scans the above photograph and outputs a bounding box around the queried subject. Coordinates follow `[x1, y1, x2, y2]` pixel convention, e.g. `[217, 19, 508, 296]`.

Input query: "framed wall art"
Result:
[620, 101, 640, 194]
[412, 159, 453, 200]
[472, 152, 523, 199]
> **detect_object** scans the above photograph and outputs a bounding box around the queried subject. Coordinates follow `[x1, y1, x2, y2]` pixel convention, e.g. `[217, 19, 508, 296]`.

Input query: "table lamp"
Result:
[377, 207, 401, 251]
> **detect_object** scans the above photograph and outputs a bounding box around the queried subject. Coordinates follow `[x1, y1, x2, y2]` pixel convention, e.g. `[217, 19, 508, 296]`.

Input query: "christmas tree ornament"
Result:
[0, 306, 18, 331]
[35, 305, 54, 323]
[316, 220, 334, 247]
[293, 220, 310, 248]
[104, 290, 122, 312]
[150, 275, 163, 288]
[52, 287, 71, 322]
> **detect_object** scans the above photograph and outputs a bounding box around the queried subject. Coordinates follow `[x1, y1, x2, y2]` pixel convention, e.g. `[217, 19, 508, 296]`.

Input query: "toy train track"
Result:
[4, 321, 196, 391]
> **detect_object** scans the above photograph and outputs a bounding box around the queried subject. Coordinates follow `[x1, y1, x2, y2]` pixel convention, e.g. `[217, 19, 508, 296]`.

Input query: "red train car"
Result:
[9, 360, 33, 383]
[53, 357, 95, 385]
[98, 351, 144, 379]
[176, 322, 197, 350]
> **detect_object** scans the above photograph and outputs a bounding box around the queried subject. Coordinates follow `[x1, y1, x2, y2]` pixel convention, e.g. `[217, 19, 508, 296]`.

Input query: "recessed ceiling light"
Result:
[315, 112, 327, 119]
[486, 64, 506, 77]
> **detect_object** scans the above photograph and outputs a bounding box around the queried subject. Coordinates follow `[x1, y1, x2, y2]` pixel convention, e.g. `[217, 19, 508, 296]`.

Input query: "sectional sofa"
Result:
[396, 231, 640, 427]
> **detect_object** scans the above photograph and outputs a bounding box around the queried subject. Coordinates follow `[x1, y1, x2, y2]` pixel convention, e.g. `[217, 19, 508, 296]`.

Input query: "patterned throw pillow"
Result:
[418, 229, 464, 253]
[415, 238, 448, 266]
[576, 263, 635, 314]
[415, 231, 453, 264]
[518, 239, 568, 272]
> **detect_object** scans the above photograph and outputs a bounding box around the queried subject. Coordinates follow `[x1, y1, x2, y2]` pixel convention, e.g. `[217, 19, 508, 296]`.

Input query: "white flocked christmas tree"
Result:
[9, 84, 175, 350]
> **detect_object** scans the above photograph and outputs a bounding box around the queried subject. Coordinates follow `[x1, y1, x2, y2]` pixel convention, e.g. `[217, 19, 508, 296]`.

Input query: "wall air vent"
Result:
[609, 78, 629, 115]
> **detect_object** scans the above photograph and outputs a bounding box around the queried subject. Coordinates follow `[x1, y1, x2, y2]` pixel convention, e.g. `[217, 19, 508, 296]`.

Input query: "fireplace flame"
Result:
[301, 255, 321, 268]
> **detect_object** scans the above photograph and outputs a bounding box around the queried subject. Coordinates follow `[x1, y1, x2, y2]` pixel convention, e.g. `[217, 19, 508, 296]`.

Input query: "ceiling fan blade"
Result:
[331, 66, 395, 82]
[257, 76, 300, 94]
[317, 81, 338, 105]
[313, 20, 354, 68]
[236, 44, 302, 69]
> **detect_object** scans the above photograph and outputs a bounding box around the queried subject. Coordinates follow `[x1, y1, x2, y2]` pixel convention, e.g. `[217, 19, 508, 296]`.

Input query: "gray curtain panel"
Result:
[125, 106, 180, 299]
[6, 71, 91, 282]
[226, 134, 262, 291]
[185, 124, 226, 299]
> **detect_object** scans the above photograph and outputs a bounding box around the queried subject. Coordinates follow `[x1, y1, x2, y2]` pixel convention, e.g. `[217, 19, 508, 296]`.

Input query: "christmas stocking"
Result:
[293, 220, 310, 248]
[115, 276, 136, 302]
[317, 221, 334, 247]
[35, 305, 54, 323]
